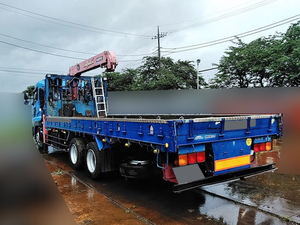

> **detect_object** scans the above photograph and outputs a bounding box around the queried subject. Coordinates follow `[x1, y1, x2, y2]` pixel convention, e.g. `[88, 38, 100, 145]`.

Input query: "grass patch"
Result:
[51, 169, 65, 176]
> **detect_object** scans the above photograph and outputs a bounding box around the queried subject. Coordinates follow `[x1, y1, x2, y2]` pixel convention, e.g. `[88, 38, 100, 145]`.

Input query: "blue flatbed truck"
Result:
[24, 51, 282, 193]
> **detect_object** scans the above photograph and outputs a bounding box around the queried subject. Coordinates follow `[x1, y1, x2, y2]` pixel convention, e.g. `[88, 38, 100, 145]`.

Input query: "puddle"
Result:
[44, 137, 300, 224]
[198, 193, 287, 225]
[200, 139, 300, 224]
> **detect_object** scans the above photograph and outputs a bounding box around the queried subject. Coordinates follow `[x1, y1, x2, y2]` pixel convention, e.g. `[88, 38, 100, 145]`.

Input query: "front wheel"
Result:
[85, 142, 102, 179]
[34, 126, 43, 150]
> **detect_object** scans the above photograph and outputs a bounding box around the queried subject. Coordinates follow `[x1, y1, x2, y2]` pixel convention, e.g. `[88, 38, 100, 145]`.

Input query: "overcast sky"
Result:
[0, 0, 299, 93]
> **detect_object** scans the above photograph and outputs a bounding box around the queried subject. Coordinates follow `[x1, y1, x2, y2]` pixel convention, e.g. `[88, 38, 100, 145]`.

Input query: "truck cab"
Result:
[24, 80, 45, 150]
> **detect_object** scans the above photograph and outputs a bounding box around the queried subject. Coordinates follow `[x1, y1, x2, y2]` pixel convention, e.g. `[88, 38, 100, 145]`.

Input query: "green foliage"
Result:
[23, 85, 35, 96]
[209, 21, 300, 88]
[106, 56, 207, 91]
[105, 69, 138, 91]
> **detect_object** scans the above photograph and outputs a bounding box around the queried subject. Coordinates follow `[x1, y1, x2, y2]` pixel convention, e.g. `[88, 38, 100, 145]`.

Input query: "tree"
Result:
[105, 69, 138, 91]
[104, 56, 206, 91]
[209, 38, 251, 88]
[128, 56, 207, 91]
[23, 85, 35, 96]
[209, 21, 300, 88]
[276, 21, 300, 86]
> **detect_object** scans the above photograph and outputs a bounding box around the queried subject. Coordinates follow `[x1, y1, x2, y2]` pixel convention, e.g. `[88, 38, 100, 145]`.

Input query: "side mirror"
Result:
[24, 92, 29, 101]
[23, 93, 29, 105]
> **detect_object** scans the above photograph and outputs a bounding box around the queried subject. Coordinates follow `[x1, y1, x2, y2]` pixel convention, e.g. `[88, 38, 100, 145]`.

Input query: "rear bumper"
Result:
[173, 163, 276, 193]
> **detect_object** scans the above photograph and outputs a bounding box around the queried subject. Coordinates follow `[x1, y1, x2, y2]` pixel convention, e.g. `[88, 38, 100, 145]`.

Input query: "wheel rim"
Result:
[86, 149, 96, 173]
[36, 130, 41, 146]
[70, 144, 78, 164]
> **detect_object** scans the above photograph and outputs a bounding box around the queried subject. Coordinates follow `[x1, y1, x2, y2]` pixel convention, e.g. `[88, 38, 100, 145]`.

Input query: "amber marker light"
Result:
[266, 142, 272, 151]
[179, 154, 188, 166]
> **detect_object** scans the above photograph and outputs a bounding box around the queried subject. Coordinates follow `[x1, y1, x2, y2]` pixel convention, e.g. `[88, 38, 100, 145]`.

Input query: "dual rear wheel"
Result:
[85, 142, 103, 179]
[68, 139, 103, 179]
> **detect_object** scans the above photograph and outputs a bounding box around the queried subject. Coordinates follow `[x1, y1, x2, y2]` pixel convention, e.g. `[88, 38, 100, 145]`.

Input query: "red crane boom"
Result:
[69, 51, 117, 76]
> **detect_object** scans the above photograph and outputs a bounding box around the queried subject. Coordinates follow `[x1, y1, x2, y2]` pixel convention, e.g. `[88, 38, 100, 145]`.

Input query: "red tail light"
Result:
[179, 152, 206, 166]
[260, 142, 266, 151]
[197, 152, 205, 163]
[254, 142, 272, 152]
[254, 144, 260, 153]
[188, 153, 197, 164]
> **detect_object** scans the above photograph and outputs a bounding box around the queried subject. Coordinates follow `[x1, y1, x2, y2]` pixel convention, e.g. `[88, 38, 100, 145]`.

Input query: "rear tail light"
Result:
[179, 154, 188, 166]
[254, 144, 260, 153]
[197, 152, 205, 163]
[254, 142, 272, 152]
[260, 143, 266, 151]
[179, 152, 205, 166]
[188, 153, 197, 164]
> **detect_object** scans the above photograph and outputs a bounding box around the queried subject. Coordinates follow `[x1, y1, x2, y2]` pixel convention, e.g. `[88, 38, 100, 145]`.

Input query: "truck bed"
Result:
[45, 114, 282, 154]
[47, 114, 278, 123]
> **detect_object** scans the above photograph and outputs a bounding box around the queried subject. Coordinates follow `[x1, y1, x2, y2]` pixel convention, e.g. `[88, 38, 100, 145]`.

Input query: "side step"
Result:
[173, 163, 276, 193]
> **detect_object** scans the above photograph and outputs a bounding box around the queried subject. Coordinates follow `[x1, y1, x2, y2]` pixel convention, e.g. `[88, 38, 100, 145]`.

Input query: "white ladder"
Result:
[91, 77, 107, 117]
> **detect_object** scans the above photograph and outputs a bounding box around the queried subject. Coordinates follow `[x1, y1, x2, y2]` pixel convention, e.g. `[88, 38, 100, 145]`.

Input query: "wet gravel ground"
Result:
[44, 138, 300, 225]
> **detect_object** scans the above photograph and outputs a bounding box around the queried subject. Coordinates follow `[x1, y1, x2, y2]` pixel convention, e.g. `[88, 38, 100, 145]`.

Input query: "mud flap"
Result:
[173, 163, 276, 193]
[173, 164, 205, 184]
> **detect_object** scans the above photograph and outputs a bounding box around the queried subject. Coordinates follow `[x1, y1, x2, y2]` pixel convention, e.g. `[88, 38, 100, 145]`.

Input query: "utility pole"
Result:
[152, 26, 167, 69]
[196, 59, 201, 89]
[157, 26, 161, 68]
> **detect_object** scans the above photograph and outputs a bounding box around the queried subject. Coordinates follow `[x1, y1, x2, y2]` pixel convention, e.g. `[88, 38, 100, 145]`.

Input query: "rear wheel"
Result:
[85, 142, 102, 179]
[250, 150, 256, 162]
[69, 138, 85, 170]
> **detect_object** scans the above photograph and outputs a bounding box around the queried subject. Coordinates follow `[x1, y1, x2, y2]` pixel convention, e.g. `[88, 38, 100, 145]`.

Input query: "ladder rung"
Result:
[91, 77, 106, 117]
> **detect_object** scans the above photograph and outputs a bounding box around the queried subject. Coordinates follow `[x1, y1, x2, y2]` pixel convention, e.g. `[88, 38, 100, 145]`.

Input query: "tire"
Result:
[85, 142, 102, 179]
[250, 150, 256, 162]
[34, 127, 43, 150]
[69, 138, 85, 170]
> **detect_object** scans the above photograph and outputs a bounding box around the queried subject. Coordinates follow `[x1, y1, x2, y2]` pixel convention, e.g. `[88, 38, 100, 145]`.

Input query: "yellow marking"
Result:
[215, 155, 250, 172]
[246, 138, 252, 146]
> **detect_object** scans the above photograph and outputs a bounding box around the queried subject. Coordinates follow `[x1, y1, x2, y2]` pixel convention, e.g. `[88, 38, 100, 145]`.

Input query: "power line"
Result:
[121, 48, 158, 68]
[0, 38, 153, 62]
[0, 6, 138, 39]
[117, 53, 153, 57]
[0, 39, 86, 60]
[121, 60, 143, 68]
[0, 66, 64, 73]
[160, 0, 257, 27]
[0, 2, 152, 39]
[161, 13, 300, 54]
[117, 40, 157, 68]
[0, 32, 153, 57]
[0, 70, 45, 77]
[0, 32, 96, 55]
[116, 39, 155, 59]
[166, 0, 278, 33]
[199, 67, 218, 73]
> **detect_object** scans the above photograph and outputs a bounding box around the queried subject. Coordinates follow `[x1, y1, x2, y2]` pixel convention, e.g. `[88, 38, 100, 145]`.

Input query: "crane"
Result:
[69, 51, 117, 76]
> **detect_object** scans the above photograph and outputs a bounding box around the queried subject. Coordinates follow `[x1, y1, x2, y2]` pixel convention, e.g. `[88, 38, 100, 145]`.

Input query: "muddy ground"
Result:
[44, 138, 300, 225]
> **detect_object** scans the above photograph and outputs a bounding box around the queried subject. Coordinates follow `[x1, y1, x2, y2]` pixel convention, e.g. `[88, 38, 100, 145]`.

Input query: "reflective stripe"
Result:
[215, 155, 250, 172]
